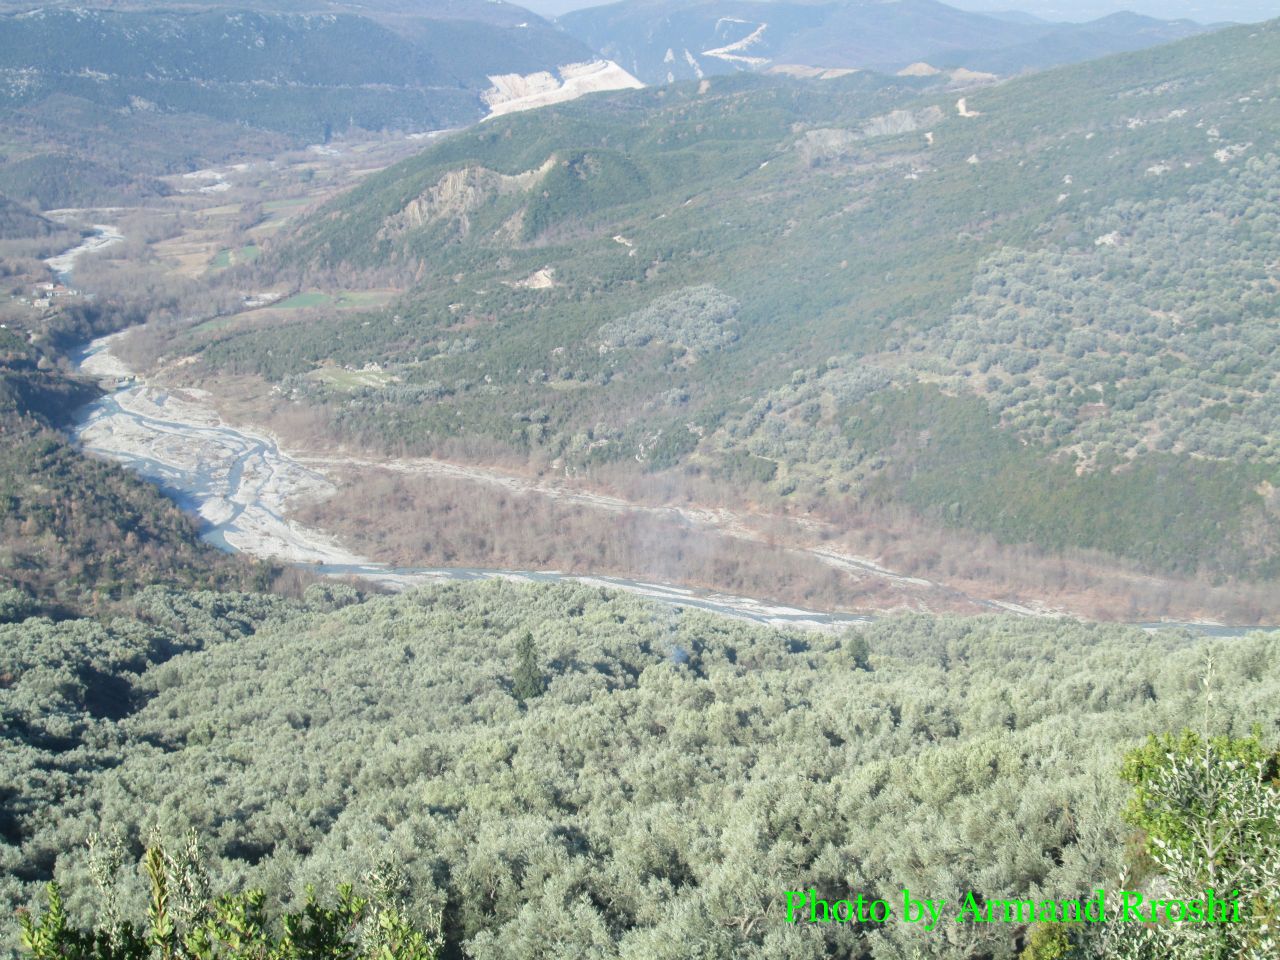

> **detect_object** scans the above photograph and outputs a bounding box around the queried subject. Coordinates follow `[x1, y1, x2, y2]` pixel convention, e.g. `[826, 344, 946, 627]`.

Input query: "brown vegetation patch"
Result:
[297, 469, 933, 614]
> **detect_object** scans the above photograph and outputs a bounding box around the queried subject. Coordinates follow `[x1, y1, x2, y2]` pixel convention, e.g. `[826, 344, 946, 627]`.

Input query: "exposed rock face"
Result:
[767, 64, 858, 79]
[898, 61, 942, 77]
[482, 60, 643, 119]
[862, 105, 945, 137]
[378, 158, 556, 240]
[795, 128, 861, 166]
[796, 105, 946, 165]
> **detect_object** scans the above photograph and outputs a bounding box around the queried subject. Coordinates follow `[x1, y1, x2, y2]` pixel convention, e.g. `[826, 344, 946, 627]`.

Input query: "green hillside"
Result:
[183, 19, 1280, 581]
[0, 311, 278, 613]
[5, 577, 1277, 957]
[0, 196, 57, 239]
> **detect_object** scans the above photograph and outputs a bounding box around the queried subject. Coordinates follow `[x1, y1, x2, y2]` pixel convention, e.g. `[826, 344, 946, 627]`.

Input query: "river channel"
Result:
[72, 334, 890, 630]
[69, 334, 1276, 637]
[48, 208, 1269, 648]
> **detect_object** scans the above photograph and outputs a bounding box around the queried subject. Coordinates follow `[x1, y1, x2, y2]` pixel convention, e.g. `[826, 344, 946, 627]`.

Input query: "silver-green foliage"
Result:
[918, 154, 1280, 468]
[597, 286, 740, 355]
[19, 831, 443, 960]
[6, 582, 1280, 959]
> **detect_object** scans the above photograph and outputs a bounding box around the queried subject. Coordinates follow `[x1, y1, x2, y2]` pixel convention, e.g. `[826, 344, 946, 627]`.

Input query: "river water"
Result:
[71, 335, 883, 630]
[34, 209, 1267, 641]
[44, 223, 124, 276]
[69, 336, 1269, 637]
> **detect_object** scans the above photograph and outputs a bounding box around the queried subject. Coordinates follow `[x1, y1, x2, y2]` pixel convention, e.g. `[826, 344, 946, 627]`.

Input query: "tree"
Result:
[1119, 728, 1279, 862]
[511, 631, 545, 704]
[1100, 731, 1280, 960]
[17, 835, 443, 960]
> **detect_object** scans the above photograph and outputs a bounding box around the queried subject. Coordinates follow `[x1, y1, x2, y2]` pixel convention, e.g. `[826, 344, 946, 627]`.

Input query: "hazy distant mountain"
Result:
[559, 0, 1215, 83]
[948, 1, 1274, 23]
[0, 2, 598, 140]
[947, 11, 1214, 73]
[0, 1, 647, 206]
[980, 9, 1054, 25]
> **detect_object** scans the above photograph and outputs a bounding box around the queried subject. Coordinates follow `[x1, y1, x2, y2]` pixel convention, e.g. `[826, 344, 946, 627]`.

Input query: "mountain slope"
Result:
[170, 17, 1280, 592]
[0, 5, 594, 140]
[0, 333, 277, 611]
[5, 577, 1277, 956]
[0, 195, 58, 239]
[558, 0, 1214, 84]
[949, 11, 1221, 75]
[0, 1, 643, 207]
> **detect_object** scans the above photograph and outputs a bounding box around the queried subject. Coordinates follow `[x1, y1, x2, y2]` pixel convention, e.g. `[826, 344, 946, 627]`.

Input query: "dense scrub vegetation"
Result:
[0, 156, 170, 212]
[0, 198, 64, 241]
[598, 285, 740, 355]
[20, 855, 444, 960]
[717, 376, 1279, 581]
[4, 577, 1277, 958]
[160, 19, 1280, 585]
[915, 155, 1280, 468]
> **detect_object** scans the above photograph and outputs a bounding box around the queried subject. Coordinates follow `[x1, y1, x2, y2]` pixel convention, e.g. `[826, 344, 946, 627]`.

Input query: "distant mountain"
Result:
[558, 0, 1215, 83]
[946, 1, 1270, 22]
[0, 1, 643, 207]
[0, 4, 598, 140]
[951, 11, 1214, 73]
[980, 10, 1054, 26]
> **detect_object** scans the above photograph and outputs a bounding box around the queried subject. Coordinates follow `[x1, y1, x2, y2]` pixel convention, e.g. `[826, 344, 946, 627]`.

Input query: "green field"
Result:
[269, 289, 394, 310]
[208, 244, 261, 272]
[262, 197, 313, 212]
[273, 290, 332, 309]
[306, 365, 395, 390]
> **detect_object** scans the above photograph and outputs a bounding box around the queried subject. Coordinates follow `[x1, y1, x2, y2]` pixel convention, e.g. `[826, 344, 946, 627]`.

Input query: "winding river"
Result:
[44, 222, 124, 275]
[68, 335, 1275, 637]
[37, 185, 1264, 649]
[71, 335, 882, 630]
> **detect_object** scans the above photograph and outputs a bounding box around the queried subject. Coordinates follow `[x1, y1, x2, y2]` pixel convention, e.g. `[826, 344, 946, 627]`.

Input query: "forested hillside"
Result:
[4, 578, 1277, 958]
[172, 18, 1280, 585]
[0, 198, 59, 240]
[0, 309, 278, 614]
[0, 5, 588, 139]
[0, 0, 601, 207]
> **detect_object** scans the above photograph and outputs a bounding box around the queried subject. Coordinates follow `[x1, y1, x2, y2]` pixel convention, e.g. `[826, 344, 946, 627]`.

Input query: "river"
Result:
[72, 334, 886, 630]
[44, 223, 124, 276]
[68, 335, 1278, 638]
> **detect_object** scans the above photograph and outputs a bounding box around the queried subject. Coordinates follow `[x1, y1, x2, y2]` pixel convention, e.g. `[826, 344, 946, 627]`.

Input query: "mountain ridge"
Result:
[0, 1, 643, 206]
[558, 0, 1218, 83]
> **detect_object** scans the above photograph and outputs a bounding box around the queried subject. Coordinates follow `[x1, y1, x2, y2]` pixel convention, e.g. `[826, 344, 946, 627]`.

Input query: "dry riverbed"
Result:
[73, 335, 993, 624]
[76, 335, 1278, 629]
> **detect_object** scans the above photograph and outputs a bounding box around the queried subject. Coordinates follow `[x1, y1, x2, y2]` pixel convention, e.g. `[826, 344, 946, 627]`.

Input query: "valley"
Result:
[4, 5, 1280, 959]
[50, 17, 1277, 627]
[22, 16, 1280, 632]
[74, 325, 1276, 629]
